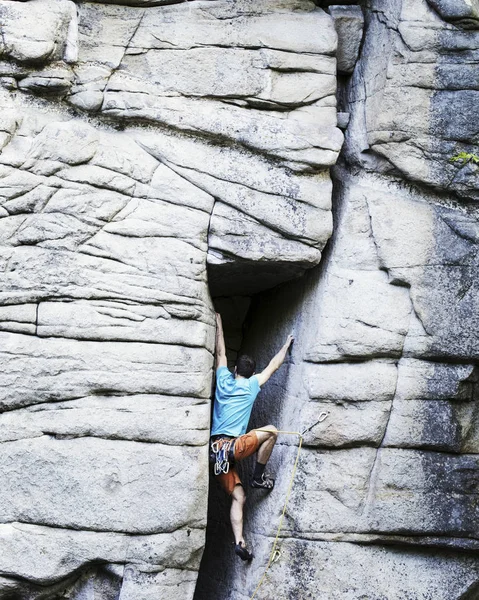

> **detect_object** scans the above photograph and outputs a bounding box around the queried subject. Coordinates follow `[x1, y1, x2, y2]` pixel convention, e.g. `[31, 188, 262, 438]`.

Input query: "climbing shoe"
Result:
[235, 542, 254, 562]
[251, 473, 275, 490]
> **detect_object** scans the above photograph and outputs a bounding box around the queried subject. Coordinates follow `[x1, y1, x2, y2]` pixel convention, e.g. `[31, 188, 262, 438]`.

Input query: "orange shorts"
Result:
[215, 430, 260, 495]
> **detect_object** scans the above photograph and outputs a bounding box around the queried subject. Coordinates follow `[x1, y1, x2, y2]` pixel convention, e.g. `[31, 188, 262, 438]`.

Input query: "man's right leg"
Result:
[254, 425, 278, 463]
[252, 425, 278, 488]
[231, 427, 278, 489]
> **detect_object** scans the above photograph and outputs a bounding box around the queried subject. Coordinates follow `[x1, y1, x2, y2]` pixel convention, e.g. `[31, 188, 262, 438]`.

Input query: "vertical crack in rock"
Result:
[34, 302, 39, 337]
[100, 9, 146, 103]
[361, 359, 399, 515]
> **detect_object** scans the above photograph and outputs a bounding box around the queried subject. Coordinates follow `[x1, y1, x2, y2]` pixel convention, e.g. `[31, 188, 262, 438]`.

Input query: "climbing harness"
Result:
[248, 411, 329, 600]
[210, 436, 236, 476]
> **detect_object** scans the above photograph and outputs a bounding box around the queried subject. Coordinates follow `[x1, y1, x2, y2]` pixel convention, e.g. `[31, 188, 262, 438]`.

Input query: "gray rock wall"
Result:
[0, 0, 341, 598]
[196, 0, 479, 599]
[0, 0, 478, 599]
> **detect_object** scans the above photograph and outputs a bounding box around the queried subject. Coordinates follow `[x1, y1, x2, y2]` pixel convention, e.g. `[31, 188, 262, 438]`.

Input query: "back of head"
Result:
[235, 354, 256, 379]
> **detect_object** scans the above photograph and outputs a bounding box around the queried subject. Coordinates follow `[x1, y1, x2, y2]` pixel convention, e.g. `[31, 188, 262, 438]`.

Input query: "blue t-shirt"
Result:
[211, 366, 261, 437]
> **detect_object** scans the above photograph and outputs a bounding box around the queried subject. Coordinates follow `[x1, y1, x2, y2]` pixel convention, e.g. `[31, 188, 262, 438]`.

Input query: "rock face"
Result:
[0, 0, 478, 599]
[0, 1, 341, 598]
[195, 1, 479, 599]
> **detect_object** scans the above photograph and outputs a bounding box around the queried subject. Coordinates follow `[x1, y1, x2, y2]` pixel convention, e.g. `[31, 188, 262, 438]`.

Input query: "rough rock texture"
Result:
[195, 1, 479, 599]
[2, 0, 479, 599]
[0, 1, 340, 598]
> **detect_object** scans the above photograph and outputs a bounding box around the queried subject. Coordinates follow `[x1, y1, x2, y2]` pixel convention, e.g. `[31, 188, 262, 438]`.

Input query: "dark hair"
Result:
[235, 354, 256, 378]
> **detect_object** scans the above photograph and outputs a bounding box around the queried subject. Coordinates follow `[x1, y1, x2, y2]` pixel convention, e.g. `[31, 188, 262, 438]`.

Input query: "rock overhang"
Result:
[0, 0, 342, 297]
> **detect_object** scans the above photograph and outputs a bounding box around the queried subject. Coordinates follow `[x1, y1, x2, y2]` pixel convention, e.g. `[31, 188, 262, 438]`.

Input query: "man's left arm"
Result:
[215, 312, 227, 368]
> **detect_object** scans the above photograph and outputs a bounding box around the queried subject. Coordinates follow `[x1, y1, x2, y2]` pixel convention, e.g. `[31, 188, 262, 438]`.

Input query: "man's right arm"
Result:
[215, 312, 227, 368]
[256, 334, 294, 386]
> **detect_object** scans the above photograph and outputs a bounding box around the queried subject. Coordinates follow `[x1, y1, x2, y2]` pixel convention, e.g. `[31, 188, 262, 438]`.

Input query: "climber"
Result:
[210, 312, 294, 563]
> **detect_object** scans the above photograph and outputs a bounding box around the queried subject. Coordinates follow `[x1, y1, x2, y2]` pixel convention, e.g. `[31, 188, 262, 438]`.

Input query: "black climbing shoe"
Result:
[235, 542, 254, 562]
[251, 473, 275, 490]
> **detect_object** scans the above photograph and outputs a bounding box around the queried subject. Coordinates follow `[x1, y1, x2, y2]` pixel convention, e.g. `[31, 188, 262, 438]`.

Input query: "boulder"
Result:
[0, 0, 77, 64]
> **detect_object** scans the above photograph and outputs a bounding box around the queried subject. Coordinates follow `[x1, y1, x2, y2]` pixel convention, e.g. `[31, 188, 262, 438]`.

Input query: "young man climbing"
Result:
[210, 312, 294, 562]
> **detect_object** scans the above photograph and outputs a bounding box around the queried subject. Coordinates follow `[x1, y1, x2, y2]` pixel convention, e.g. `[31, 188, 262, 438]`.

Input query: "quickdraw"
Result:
[210, 438, 236, 476]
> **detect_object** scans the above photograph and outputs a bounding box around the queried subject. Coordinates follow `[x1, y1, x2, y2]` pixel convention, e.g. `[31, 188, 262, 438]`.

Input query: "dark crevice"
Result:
[197, 205, 333, 599]
[195, 6, 367, 595]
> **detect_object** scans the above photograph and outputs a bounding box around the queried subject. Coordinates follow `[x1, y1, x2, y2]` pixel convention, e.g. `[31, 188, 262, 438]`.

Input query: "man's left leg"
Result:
[217, 464, 253, 561]
[231, 484, 246, 545]
[231, 483, 253, 561]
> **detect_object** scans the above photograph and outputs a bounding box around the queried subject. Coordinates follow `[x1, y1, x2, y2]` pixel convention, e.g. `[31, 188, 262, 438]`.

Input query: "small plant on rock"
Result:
[450, 152, 479, 165]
